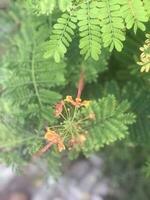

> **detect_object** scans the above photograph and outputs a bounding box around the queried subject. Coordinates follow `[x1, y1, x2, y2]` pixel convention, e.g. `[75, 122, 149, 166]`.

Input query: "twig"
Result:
[76, 70, 85, 99]
[33, 142, 53, 158]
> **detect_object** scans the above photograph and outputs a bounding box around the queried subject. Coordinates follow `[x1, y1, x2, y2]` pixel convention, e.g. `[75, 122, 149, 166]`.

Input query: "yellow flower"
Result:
[140, 65, 150, 73]
[68, 134, 86, 150]
[137, 34, 150, 73]
[64, 96, 77, 106]
[44, 128, 65, 152]
[64, 96, 90, 107]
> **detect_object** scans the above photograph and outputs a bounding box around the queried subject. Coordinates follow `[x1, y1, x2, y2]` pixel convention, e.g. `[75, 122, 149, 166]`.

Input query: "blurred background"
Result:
[1, 147, 150, 200]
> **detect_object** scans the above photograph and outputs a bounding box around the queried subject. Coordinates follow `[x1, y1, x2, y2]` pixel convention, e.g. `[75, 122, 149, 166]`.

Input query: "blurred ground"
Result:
[0, 0, 9, 9]
[0, 155, 118, 200]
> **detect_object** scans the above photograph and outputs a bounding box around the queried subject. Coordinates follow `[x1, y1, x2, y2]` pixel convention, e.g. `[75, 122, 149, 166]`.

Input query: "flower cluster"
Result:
[34, 71, 95, 157]
[64, 96, 90, 107]
[35, 95, 95, 156]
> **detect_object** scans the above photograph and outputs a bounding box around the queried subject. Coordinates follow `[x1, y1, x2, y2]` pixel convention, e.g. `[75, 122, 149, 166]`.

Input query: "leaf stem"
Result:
[31, 42, 42, 107]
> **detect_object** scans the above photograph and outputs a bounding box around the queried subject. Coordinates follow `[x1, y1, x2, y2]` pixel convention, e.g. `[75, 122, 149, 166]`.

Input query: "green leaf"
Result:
[44, 12, 77, 62]
[120, 0, 148, 33]
[78, 1, 101, 60]
[82, 95, 135, 154]
[97, 0, 125, 52]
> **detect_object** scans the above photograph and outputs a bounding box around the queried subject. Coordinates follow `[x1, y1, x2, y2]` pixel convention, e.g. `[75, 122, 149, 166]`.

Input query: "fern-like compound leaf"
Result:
[26, 0, 149, 61]
[44, 13, 77, 62]
[25, 0, 72, 15]
[121, 0, 148, 33]
[59, 0, 72, 12]
[2, 15, 66, 129]
[97, 0, 125, 52]
[77, 1, 101, 60]
[83, 95, 135, 153]
[143, 0, 150, 19]
[26, 0, 56, 15]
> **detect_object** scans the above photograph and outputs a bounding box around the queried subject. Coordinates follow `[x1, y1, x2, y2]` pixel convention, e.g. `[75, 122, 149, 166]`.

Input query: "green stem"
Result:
[72, 106, 78, 122]
[31, 43, 42, 107]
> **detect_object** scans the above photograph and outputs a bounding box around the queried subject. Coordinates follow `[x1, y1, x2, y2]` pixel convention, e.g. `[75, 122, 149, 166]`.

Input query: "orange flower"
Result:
[64, 96, 78, 106]
[54, 100, 64, 117]
[68, 134, 86, 150]
[44, 128, 65, 152]
[57, 142, 66, 152]
[64, 96, 90, 107]
[88, 112, 96, 120]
